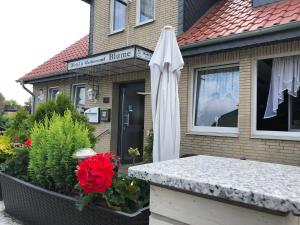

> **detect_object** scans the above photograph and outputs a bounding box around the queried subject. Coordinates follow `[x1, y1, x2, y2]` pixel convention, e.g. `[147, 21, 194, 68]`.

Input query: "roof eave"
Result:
[19, 71, 79, 84]
[180, 21, 300, 56]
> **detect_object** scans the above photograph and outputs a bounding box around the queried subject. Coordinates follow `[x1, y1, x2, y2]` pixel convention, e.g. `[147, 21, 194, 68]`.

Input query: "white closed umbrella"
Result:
[149, 26, 184, 162]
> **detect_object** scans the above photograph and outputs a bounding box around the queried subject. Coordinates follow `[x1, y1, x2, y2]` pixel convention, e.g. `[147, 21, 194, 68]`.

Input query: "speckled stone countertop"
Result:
[128, 155, 300, 215]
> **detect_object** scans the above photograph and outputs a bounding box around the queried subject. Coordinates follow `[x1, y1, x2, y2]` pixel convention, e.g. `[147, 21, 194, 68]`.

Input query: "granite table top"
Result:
[128, 155, 300, 215]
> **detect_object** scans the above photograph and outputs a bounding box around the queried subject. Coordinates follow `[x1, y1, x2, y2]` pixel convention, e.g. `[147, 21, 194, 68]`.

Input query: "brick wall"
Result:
[180, 40, 300, 166]
[92, 0, 179, 54]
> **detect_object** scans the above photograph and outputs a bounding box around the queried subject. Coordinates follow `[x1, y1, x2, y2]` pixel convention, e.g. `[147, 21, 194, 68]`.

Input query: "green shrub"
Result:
[143, 129, 153, 163]
[77, 174, 150, 213]
[6, 108, 31, 143]
[29, 110, 91, 193]
[0, 114, 9, 130]
[32, 94, 97, 146]
[0, 135, 15, 163]
[103, 175, 150, 213]
[1, 147, 29, 181]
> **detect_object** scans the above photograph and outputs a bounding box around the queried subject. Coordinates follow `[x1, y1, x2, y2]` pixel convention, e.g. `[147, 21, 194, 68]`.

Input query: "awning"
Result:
[67, 45, 153, 76]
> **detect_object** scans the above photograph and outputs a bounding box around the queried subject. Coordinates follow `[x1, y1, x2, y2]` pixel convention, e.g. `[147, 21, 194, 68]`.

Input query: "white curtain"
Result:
[195, 69, 239, 126]
[114, 0, 126, 30]
[77, 87, 86, 106]
[140, 0, 154, 22]
[264, 55, 300, 119]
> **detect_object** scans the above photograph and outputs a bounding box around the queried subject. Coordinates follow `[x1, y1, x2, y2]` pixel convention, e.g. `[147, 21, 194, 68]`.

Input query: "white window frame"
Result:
[188, 64, 240, 137]
[110, 0, 126, 34]
[72, 83, 86, 108]
[136, 0, 155, 26]
[48, 87, 59, 101]
[251, 51, 300, 141]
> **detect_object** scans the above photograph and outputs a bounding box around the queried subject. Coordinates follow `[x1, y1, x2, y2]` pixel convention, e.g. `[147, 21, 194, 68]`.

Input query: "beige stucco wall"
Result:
[33, 72, 152, 154]
[92, 0, 179, 54]
[180, 40, 300, 166]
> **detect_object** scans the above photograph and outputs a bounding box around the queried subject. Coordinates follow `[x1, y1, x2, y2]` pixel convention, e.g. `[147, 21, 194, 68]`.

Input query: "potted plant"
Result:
[0, 110, 149, 225]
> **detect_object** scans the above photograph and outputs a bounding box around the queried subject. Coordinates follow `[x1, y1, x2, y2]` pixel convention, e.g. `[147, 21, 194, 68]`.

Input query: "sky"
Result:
[0, 0, 90, 105]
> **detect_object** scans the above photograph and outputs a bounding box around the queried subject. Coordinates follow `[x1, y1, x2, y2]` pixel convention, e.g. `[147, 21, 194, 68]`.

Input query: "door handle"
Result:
[123, 113, 130, 128]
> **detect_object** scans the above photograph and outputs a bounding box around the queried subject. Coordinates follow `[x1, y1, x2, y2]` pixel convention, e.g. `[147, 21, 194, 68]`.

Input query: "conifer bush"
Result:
[6, 108, 31, 143]
[31, 94, 97, 146]
[29, 110, 91, 193]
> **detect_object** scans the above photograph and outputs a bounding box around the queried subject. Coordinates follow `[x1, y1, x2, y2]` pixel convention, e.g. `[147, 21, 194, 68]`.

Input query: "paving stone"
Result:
[0, 202, 23, 225]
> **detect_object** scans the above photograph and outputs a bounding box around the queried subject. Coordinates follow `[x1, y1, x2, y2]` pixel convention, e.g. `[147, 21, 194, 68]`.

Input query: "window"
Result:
[37, 89, 45, 102]
[136, 0, 154, 25]
[192, 66, 240, 134]
[110, 0, 126, 33]
[48, 88, 59, 100]
[256, 56, 300, 133]
[72, 84, 86, 110]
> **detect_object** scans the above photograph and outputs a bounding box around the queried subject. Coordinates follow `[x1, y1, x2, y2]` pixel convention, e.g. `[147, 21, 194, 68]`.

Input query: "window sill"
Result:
[135, 19, 155, 28]
[186, 131, 239, 138]
[108, 29, 125, 36]
[251, 131, 300, 141]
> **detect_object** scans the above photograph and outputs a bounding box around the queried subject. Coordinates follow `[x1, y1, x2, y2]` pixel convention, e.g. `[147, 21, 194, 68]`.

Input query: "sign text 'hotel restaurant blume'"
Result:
[68, 46, 152, 70]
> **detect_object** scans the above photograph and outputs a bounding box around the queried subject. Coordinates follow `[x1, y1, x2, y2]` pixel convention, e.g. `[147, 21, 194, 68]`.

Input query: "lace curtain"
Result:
[195, 68, 239, 127]
[113, 0, 126, 30]
[264, 55, 300, 118]
[140, 0, 154, 22]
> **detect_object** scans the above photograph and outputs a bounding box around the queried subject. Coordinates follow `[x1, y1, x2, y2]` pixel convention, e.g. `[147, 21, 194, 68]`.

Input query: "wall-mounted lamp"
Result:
[87, 84, 99, 101]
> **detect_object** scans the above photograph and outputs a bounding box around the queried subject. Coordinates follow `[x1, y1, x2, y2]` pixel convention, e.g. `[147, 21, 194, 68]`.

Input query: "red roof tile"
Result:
[19, 35, 89, 81]
[177, 0, 300, 46]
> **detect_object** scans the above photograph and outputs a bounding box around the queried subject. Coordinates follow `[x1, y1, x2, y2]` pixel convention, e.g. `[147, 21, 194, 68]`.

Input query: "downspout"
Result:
[19, 80, 35, 114]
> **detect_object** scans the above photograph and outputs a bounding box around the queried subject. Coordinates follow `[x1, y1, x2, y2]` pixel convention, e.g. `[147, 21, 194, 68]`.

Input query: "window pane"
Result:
[290, 94, 300, 130]
[113, 0, 126, 31]
[256, 58, 300, 132]
[194, 67, 239, 127]
[140, 0, 154, 23]
[75, 86, 85, 108]
[49, 89, 59, 100]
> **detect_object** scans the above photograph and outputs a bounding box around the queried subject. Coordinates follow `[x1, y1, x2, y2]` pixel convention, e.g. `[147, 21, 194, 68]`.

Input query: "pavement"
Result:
[0, 202, 22, 225]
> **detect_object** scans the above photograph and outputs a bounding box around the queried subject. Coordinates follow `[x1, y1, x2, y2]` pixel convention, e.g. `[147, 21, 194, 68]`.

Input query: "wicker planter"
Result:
[0, 172, 149, 225]
[0, 183, 2, 201]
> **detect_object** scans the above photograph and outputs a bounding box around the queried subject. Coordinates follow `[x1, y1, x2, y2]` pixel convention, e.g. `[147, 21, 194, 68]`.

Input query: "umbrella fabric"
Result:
[149, 26, 184, 162]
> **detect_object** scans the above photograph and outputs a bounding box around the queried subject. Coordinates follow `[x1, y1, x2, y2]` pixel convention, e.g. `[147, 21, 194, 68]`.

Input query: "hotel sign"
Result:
[68, 46, 153, 70]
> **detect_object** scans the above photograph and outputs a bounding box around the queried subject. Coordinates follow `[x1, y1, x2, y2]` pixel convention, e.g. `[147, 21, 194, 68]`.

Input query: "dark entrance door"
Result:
[118, 82, 145, 164]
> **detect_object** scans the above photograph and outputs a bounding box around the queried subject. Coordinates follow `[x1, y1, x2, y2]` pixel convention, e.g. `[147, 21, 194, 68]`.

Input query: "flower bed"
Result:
[0, 172, 149, 225]
[0, 99, 150, 224]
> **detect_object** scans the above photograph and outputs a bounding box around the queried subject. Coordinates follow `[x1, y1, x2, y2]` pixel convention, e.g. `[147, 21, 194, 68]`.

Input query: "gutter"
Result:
[18, 80, 35, 114]
[180, 21, 300, 51]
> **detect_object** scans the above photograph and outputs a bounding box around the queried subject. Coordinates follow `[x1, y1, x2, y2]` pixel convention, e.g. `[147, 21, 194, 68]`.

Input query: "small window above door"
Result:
[136, 0, 155, 26]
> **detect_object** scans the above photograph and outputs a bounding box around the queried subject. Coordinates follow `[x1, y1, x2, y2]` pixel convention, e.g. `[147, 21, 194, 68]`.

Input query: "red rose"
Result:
[24, 138, 32, 147]
[77, 153, 115, 193]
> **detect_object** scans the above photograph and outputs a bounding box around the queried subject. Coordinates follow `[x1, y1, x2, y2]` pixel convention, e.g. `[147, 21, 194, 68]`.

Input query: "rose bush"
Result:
[77, 153, 115, 193]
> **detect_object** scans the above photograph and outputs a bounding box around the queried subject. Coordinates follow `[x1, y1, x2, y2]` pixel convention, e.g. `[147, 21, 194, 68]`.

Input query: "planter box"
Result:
[0, 183, 2, 201]
[0, 172, 149, 225]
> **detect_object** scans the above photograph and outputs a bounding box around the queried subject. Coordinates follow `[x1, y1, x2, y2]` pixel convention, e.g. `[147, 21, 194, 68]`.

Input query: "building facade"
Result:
[19, 0, 300, 165]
